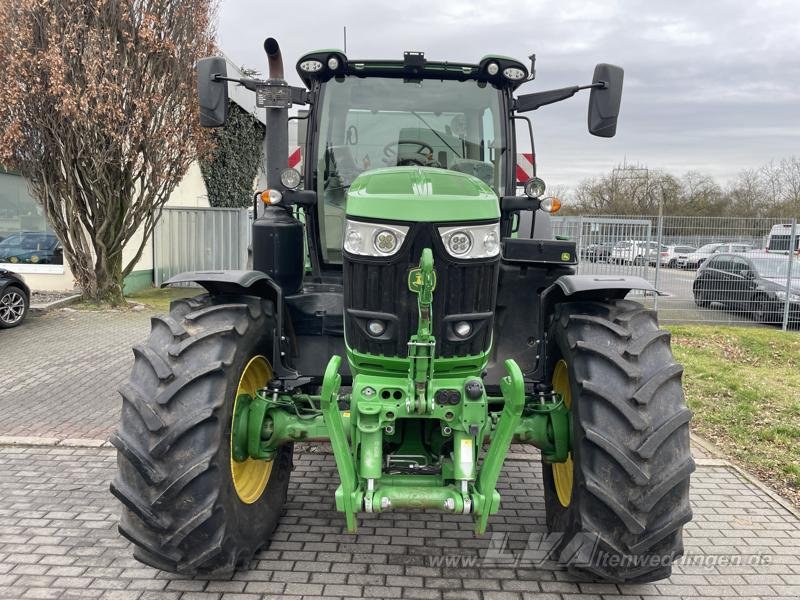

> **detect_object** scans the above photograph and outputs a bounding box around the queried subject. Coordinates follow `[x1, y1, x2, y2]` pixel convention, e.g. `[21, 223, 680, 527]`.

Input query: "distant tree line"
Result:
[562, 157, 800, 218]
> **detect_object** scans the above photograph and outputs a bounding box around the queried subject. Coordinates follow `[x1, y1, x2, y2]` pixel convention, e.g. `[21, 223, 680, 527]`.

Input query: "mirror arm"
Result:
[209, 74, 309, 105]
[514, 81, 606, 113]
[211, 75, 261, 91]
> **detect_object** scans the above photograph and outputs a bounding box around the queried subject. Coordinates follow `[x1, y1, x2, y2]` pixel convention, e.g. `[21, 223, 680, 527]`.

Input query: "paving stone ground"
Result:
[0, 446, 798, 600]
[1, 307, 799, 599]
[0, 310, 149, 440]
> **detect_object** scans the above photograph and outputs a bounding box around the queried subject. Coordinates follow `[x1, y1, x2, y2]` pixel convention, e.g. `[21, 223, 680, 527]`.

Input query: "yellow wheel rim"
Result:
[551, 359, 574, 507]
[230, 355, 274, 504]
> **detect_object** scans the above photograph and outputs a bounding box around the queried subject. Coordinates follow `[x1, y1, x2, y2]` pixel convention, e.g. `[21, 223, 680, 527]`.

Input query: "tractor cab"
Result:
[299, 53, 519, 265]
[295, 51, 566, 267]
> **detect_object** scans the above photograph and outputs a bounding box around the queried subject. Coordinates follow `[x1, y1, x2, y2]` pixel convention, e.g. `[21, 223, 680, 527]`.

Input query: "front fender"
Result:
[530, 274, 661, 381]
[162, 269, 281, 300]
[552, 274, 663, 298]
[162, 270, 302, 382]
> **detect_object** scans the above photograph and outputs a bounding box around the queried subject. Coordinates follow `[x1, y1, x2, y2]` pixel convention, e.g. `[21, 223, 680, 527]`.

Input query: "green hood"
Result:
[345, 167, 500, 222]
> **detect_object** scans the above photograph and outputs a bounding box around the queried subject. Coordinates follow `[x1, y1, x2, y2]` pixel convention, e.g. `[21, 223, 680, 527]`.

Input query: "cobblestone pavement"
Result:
[0, 310, 150, 440]
[0, 446, 798, 600]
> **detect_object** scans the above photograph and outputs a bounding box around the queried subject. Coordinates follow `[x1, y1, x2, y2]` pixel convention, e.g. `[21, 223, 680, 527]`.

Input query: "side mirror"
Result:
[588, 63, 623, 138]
[196, 57, 229, 128]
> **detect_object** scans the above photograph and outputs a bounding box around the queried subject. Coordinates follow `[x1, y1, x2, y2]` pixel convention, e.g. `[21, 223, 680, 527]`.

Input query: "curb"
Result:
[29, 293, 82, 315]
[689, 431, 725, 458]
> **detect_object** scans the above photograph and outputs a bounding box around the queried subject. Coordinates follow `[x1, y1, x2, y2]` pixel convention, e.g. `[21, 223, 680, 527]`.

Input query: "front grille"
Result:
[344, 222, 499, 358]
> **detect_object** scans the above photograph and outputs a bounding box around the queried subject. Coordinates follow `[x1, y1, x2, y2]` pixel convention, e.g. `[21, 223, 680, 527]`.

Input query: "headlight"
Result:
[373, 229, 399, 255]
[280, 167, 301, 189]
[299, 59, 323, 73]
[524, 177, 546, 198]
[503, 66, 526, 81]
[447, 230, 472, 256]
[439, 223, 501, 259]
[343, 220, 409, 257]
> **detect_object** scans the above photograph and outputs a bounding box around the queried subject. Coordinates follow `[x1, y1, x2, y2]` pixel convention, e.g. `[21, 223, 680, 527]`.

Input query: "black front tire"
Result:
[542, 299, 694, 583]
[110, 293, 292, 575]
[0, 285, 28, 328]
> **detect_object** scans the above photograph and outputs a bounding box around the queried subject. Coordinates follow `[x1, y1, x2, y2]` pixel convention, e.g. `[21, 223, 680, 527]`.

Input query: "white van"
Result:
[767, 223, 800, 254]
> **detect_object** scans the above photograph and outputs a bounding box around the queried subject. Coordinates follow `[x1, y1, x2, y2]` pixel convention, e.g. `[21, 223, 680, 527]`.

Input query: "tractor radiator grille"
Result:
[343, 222, 499, 358]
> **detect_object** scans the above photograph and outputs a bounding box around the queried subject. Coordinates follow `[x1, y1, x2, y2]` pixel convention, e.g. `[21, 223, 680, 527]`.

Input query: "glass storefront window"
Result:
[0, 170, 64, 270]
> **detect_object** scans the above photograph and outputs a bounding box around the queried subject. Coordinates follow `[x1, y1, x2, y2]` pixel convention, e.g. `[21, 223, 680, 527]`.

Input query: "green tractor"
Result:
[111, 38, 694, 582]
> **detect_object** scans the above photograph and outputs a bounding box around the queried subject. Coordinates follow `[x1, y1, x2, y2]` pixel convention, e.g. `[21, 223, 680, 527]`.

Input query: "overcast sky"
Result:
[219, 0, 800, 191]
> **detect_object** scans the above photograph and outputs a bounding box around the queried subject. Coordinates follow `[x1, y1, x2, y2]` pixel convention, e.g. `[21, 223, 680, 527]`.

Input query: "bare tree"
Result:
[0, 0, 216, 304]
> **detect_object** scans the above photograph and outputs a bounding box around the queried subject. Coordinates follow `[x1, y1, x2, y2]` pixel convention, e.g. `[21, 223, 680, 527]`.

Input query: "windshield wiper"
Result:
[410, 111, 463, 159]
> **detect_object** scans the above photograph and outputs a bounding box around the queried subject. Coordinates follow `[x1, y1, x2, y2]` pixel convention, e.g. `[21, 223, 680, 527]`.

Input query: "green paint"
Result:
[514, 396, 571, 463]
[228, 243, 572, 534]
[346, 167, 500, 222]
[230, 394, 251, 462]
[369, 484, 464, 512]
[407, 248, 436, 414]
[319, 356, 360, 532]
[346, 343, 490, 377]
[473, 359, 525, 533]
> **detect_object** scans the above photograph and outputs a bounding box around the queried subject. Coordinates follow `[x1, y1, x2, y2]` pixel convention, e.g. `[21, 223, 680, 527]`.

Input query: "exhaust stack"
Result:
[251, 37, 304, 296]
[264, 37, 285, 80]
[262, 37, 288, 190]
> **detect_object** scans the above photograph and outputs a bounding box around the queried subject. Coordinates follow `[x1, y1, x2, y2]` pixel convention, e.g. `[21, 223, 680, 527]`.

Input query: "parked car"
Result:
[653, 244, 697, 268]
[0, 231, 63, 265]
[610, 240, 662, 265]
[692, 251, 800, 325]
[581, 242, 613, 262]
[677, 242, 753, 269]
[0, 268, 30, 328]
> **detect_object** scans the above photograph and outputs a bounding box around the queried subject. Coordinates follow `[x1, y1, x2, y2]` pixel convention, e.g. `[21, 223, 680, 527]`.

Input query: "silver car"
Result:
[677, 242, 753, 269]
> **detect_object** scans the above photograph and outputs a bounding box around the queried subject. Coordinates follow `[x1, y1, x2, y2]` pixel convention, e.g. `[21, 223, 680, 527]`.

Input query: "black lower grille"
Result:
[344, 222, 499, 358]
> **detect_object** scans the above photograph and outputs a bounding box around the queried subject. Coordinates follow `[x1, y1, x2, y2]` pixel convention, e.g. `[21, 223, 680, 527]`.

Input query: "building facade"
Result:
[0, 56, 263, 293]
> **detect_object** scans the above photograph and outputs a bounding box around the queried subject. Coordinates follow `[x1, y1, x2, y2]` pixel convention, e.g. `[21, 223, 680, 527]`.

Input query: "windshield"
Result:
[697, 243, 721, 252]
[315, 76, 506, 263]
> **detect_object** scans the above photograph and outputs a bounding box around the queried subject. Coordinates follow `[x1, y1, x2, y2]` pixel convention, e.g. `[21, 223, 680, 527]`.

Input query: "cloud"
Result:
[218, 0, 800, 189]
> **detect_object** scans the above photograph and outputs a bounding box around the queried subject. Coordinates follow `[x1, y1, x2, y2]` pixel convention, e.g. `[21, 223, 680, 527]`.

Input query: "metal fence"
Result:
[552, 215, 800, 331]
[153, 207, 250, 286]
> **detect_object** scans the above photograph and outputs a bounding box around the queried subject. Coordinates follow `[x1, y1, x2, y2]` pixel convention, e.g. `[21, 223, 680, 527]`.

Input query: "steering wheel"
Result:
[383, 140, 435, 166]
